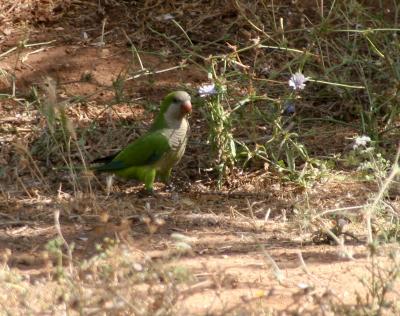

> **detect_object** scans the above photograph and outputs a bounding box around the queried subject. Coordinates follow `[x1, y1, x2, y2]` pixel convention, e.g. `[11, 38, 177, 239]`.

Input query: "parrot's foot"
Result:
[138, 188, 156, 198]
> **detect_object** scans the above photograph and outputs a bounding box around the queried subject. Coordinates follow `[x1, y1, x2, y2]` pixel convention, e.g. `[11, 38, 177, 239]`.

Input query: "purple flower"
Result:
[288, 72, 309, 90]
[198, 83, 217, 97]
[353, 135, 371, 149]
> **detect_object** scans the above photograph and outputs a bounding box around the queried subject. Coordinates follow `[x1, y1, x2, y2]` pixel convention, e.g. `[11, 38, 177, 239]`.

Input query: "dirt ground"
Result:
[1, 1, 400, 315]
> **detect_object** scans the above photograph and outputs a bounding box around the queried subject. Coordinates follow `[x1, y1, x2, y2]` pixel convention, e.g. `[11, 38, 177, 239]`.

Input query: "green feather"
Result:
[94, 132, 171, 172]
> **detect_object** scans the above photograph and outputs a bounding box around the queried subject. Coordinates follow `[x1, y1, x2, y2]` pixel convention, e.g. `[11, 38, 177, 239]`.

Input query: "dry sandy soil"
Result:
[0, 1, 399, 315]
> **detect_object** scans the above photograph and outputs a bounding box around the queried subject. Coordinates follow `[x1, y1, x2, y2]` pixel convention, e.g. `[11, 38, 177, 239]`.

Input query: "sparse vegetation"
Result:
[0, 0, 400, 315]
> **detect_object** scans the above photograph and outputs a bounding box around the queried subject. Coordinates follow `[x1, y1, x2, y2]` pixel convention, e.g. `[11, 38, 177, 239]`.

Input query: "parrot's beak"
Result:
[181, 100, 192, 114]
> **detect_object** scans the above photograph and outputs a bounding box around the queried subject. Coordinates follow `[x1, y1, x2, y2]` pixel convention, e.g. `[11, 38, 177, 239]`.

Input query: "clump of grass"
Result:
[197, 58, 325, 187]
[30, 77, 91, 195]
[112, 72, 127, 104]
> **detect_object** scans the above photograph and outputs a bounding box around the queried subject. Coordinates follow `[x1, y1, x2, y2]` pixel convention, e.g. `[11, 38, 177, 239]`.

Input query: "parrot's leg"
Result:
[159, 168, 175, 191]
[144, 168, 157, 193]
[158, 168, 172, 184]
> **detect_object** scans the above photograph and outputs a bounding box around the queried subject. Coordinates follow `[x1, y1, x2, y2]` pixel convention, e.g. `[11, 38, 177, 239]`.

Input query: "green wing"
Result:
[94, 131, 171, 171]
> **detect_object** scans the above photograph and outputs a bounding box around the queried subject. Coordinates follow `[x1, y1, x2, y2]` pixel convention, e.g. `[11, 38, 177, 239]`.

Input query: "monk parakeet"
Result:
[92, 91, 192, 192]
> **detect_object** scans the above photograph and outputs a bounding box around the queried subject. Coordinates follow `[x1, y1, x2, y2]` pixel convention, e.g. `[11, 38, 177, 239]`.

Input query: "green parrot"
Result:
[92, 91, 192, 193]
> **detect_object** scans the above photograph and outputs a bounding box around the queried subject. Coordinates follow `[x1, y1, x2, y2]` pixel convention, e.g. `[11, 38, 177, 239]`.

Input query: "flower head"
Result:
[353, 135, 371, 149]
[198, 83, 217, 97]
[283, 101, 296, 115]
[288, 72, 309, 90]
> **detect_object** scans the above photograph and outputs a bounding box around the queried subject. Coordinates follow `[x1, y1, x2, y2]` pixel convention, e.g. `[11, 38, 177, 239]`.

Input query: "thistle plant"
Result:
[260, 71, 318, 185]
[199, 65, 319, 187]
[199, 80, 236, 186]
[346, 135, 390, 182]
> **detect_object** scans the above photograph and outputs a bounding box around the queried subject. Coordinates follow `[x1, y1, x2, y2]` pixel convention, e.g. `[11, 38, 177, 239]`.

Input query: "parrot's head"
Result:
[161, 91, 192, 121]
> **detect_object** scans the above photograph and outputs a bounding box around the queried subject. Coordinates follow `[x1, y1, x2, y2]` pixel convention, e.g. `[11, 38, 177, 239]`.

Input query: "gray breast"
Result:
[164, 118, 189, 151]
[154, 118, 189, 172]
